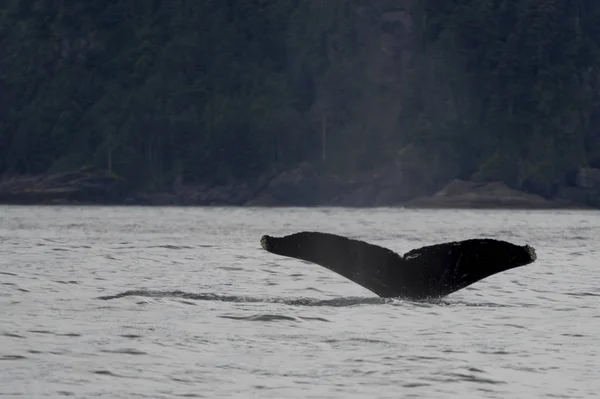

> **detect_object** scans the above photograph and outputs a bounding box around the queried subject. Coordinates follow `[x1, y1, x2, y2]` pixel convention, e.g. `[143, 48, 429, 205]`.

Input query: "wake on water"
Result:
[97, 290, 512, 308]
[97, 290, 392, 307]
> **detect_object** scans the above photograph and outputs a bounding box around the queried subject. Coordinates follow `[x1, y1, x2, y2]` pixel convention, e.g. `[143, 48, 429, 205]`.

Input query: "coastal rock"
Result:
[403, 179, 567, 209]
[0, 170, 125, 205]
[249, 163, 320, 206]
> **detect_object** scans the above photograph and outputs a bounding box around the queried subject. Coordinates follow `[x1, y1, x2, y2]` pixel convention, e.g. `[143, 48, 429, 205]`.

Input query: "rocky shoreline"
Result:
[0, 164, 598, 209]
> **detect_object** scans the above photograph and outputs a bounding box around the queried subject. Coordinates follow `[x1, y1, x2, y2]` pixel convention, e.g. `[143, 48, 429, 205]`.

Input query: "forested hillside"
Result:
[1, 0, 600, 201]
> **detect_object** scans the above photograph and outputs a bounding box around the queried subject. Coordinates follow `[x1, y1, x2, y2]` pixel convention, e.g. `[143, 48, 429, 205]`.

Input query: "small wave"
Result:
[2, 332, 25, 338]
[93, 370, 117, 377]
[402, 382, 431, 388]
[219, 314, 331, 323]
[561, 333, 585, 338]
[219, 314, 298, 322]
[0, 355, 27, 360]
[565, 292, 600, 297]
[93, 370, 121, 377]
[571, 235, 588, 241]
[478, 350, 510, 355]
[177, 300, 197, 306]
[439, 371, 506, 385]
[27, 330, 81, 337]
[324, 337, 390, 345]
[146, 245, 194, 250]
[97, 289, 391, 307]
[100, 348, 147, 355]
[300, 316, 331, 322]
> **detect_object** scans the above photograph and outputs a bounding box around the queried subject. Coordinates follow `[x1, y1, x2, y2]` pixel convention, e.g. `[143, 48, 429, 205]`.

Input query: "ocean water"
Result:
[0, 206, 599, 399]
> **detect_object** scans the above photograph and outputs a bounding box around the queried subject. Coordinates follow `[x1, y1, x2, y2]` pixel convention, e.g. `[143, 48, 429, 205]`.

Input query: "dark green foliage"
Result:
[1, 0, 599, 196]
[409, 0, 600, 195]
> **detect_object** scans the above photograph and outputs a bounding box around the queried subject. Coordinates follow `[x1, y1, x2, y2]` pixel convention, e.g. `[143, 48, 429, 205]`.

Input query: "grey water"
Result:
[0, 206, 599, 399]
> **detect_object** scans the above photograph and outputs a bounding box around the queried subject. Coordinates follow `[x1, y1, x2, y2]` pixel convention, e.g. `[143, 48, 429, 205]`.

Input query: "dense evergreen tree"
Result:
[1, 0, 599, 197]
[408, 0, 600, 195]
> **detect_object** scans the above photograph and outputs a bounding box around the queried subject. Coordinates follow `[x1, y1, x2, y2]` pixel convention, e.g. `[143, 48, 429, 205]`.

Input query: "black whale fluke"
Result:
[260, 231, 537, 300]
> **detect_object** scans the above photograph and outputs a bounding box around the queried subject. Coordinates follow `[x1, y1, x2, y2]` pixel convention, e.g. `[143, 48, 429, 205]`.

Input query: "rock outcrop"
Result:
[247, 163, 320, 206]
[404, 179, 576, 209]
[2, 164, 598, 209]
[0, 170, 125, 205]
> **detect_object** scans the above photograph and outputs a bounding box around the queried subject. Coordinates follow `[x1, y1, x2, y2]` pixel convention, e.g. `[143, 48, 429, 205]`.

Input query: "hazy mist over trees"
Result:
[1, 0, 600, 199]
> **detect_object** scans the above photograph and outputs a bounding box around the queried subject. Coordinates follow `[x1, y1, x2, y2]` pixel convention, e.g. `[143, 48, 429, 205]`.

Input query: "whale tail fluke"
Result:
[260, 231, 537, 300]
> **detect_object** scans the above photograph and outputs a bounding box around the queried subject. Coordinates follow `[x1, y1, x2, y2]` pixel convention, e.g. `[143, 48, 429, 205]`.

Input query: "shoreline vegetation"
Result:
[0, 164, 594, 210]
[2, 2, 600, 208]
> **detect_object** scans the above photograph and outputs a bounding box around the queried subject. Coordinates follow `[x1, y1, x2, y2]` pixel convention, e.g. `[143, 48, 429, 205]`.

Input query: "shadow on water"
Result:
[97, 290, 510, 308]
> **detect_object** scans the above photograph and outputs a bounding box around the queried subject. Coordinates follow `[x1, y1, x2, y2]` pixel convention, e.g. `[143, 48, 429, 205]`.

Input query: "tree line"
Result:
[1, 0, 599, 196]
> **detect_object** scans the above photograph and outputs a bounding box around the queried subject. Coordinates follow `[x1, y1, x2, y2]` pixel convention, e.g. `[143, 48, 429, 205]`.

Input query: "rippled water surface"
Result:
[1, 206, 600, 398]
